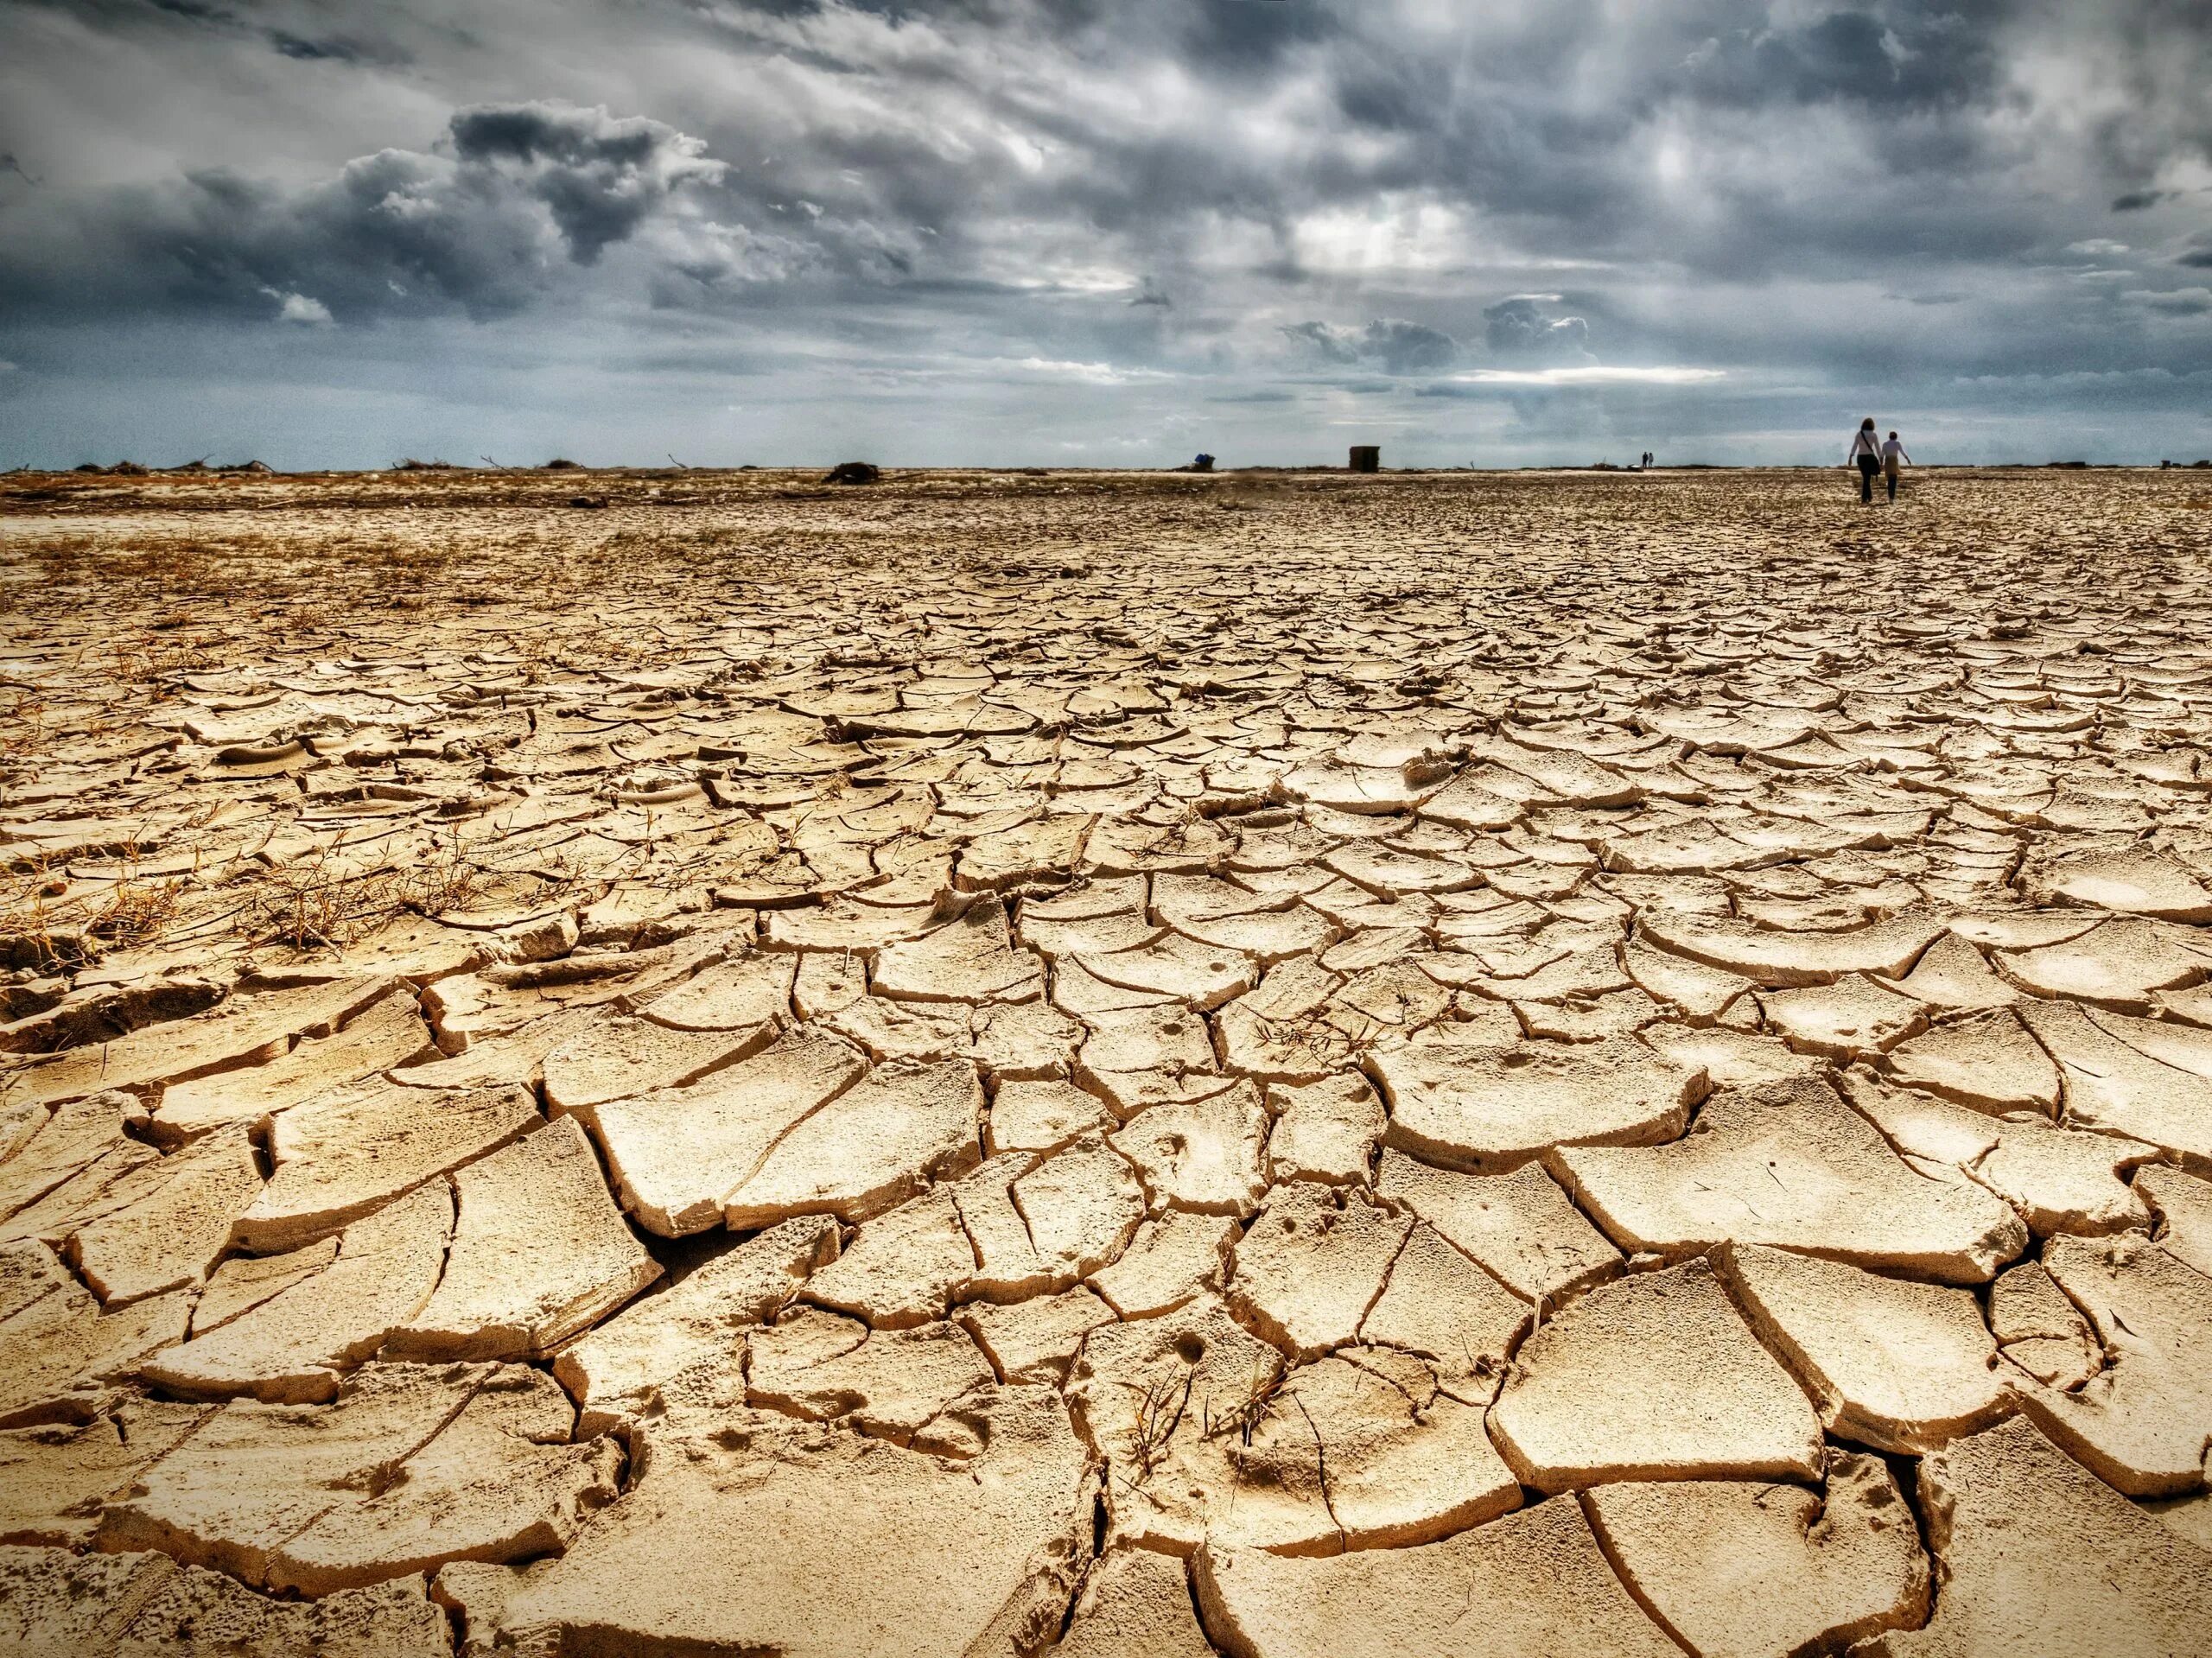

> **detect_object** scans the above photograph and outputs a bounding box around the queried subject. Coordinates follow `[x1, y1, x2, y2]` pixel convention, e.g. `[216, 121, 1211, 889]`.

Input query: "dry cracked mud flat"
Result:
[3, 462, 2212, 1656]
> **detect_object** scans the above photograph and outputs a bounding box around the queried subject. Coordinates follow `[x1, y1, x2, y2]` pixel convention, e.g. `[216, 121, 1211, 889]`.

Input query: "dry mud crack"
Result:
[2, 464, 2211, 1654]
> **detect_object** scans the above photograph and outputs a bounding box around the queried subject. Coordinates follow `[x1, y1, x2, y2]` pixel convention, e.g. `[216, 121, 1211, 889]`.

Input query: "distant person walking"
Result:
[1847, 418, 1882, 503]
[1880, 430, 1911, 502]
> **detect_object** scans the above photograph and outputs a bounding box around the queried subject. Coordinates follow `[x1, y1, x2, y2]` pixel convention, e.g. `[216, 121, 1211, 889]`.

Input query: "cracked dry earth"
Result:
[3, 464, 2212, 1657]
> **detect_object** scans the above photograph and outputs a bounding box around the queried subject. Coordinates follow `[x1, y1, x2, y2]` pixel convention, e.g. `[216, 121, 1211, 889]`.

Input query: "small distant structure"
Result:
[824, 461, 881, 486]
[1348, 446, 1380, 473]
[1188, 453, 1215, 473]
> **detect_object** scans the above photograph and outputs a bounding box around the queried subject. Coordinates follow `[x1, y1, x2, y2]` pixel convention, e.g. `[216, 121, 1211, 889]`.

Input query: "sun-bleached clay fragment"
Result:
[0, 1547, 451, 1655]
[62, 1126, 259, 1305]
[1078, 1004, 1217, 1082]
[1014, 1138, 1147, 1285]
[2005, 1231, 2212, 1496]
[1998, 915, 2212, 1011]
[588, 1026, 864, 1236]
[1881, 1414, 2212, 1656]
[1987, 1261, 2101, 1389]
[151, 988, 435, 1144]
[97, 1359, 485, 1583]
[954, 1150, 1056, 1300]
[722, 1056, 982, 1228]
[0, 1270, 190, 1427]
[805, 1185, 975, 1328]
[0, 1401, 211, 1546]
[1357, 1221, 1527, 1399]
[387, 1117, 657, 1361]
[1264, 1074, 1383, 1184]
[2139, 1163, 2212, 1278]
[1087, 1210, 1235, 1317]
[1050, 1545, 1213, 1658]
[1844, 1070, 2154, 1237]
[2027, 848, 2212, 921]
[1554, 1077, 2027, 1283]
[747, 1310, 993, 1445]
[1639, 1022, 1822, 1088]
[1719, 1242, 2008, 1452]
[1623, 938, 1756, 1023]
[235, 1079, 537, 1251]
[635, 949, 795, 1029]
[0, 975, 397, 1110]
[476, 1388, 1094, 1658]
[1078, 932, 1256, 1012]
[262, 1367, 621, 1598]
[0, 1091, 143, 1222]
[1583, 1452, 1929, 1658]
[873, 898, 1044, 1003]
[969, 997, 1083, 1079]
[187, 1258, 333, 1343]
[988, 1078, 1113, 1153]
[2011, 997, 2212, 1167]
[1888, 931, 2018, 1012]
[1226, 1184, 1411, 1361]
[1885, 1007, 2058, 1114]
[1192, 1494, 1677, 1658]
[1370, 1036, 1705, 1171]
[388, 1005, 602, 1092]
[1760, 974, 1929, 1060]
[1247, 1347, 1521, 1552]
[540, 1014, 766, 1120]
[1488, 1259, 1823, 1492]
[1376, 1148, 1621, 1303]
[961, 1286, 1116, 1384]
[1638, 910, 1945, 988]
[1110, 1083, 1270, 1216]
[554, 1215, 838, 1432]
[142, 1180, 450, 1403]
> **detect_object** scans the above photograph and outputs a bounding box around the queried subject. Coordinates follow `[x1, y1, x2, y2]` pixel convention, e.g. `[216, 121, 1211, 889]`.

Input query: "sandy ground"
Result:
[2, 465, 2210, 1655]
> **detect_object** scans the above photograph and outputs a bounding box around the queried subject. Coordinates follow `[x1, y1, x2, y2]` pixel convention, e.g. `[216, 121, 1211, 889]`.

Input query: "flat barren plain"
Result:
[3, 464, 2210, 1655]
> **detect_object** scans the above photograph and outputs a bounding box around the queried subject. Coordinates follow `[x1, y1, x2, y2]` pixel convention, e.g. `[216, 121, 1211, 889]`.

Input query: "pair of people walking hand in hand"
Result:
[1848, 417, 1911, 503]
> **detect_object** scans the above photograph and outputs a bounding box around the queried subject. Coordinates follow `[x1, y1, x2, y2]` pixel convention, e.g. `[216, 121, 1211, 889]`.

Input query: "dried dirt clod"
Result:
[1583, 1450, 1930, 1658]
[1370, 1035, 1706, 1170]
[262, 1367, 622, 1598]
[2005, 1230, 2212, 1497]
[1488, 1258, 1824, 1493]
[1087, 1209, 1236, 1318]
[1877, 1414, 2212, 1656]
[1718, 1242, 2009, 1452]
[554, 1213, 838, 1433]
[150, 987, 435, 1144]
[1226, 1182, 1411, 1362]
[1357, 1221, 1527, 1400]
[0, 1401, 212, 1547]
[747, 1309, 995, 1446]
[1192, 1494, 1679, 1658]
[873, 897, 1044, 1002]
[1374, 1147, 1622, 1304]
[467, 1386, 1095, 1658]
[1759, 973, 1929, 1060]
[961, 1285, 1116, 1384]
[1110, 1081, 1271, 1217]
[1554, 1076, 2029, 1284]
[235, 1078, 538, 1252]
[588, 1026, 864, 1236]
[62, 1124, 261, 1305]
[386, 1116, 659, 1361]
[2138, 1162, 2212, 1278]
[1884, 1007, 2059, 1115]
[1048, 1545, 1214, 1658]
[0, 1546, 451, 1655]
[804, 1183, 976, 1327]
[988, 1078, 1114, 1153]
[633, 948, 796, 1030]
[540, 1013, 769, 1118]
[141, 1179, 449, 1403]
[721, 1054, 983, 1229]
[1264, 1073, 1385, 1185]
[2015, 996, 2212, 1166]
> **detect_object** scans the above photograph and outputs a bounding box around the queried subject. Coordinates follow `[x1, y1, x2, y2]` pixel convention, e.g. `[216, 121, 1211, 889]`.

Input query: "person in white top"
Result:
[1880, 430, 1911, 502]
[1847, 417, 1882, 503]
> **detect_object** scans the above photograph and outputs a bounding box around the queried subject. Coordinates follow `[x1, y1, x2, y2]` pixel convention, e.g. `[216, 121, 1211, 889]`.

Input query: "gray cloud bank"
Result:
[2, 0, 2209, 466]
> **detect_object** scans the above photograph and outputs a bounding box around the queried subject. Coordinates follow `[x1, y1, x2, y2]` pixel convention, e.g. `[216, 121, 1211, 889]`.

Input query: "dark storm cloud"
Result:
[0, 101, 725, 321]
[1282, 319, 1457, 374]
[2, 0, 2210, 464]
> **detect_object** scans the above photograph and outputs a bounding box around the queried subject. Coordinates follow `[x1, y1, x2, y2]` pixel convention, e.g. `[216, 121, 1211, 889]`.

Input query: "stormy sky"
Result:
[2, 0, 2209, 467]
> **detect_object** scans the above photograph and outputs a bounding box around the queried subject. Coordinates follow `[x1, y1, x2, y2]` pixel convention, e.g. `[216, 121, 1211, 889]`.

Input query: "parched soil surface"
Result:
[3, 465, 2210, 1655]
